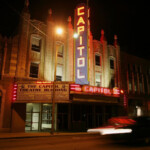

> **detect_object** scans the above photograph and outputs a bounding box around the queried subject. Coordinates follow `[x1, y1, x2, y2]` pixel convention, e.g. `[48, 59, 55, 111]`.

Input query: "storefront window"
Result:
[136, 106, 142, 116]
[25, 103, 40, 131]
[25, 103, 52, 132]
[41, 104, 52, 131]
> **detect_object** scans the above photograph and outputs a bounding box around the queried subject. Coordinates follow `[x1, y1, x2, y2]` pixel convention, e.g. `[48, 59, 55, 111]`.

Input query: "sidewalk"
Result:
[0, 132, 97, 139]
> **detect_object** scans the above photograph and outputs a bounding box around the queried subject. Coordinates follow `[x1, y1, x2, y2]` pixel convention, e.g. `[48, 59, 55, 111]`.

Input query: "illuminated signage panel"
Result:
[75, 3, 88, 85]
[14, 83, 69, 102]
[70, 84, 122, 97]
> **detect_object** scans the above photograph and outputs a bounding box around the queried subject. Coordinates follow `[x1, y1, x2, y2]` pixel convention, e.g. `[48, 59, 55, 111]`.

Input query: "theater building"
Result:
[1, 1, 149, 133]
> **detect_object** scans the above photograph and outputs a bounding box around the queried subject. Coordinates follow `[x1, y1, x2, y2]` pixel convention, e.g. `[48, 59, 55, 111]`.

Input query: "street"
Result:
[0, 134, 150, 150]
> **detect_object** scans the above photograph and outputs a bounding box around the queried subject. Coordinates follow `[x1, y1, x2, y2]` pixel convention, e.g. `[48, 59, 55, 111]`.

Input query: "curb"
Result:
[0, 132, 99, 139]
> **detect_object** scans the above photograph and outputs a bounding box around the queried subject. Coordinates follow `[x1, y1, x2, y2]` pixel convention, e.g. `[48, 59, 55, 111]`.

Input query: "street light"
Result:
[56, 27, 63, 35]
[51, 27, 63, 134]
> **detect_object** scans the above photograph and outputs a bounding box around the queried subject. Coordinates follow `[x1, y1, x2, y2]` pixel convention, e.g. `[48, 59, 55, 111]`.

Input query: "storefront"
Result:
[11, 82, 124, 132]
[12, 81, 70, 132]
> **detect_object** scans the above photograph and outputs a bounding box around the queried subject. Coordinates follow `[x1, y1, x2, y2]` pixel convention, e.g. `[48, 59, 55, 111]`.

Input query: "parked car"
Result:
[87, 116, 150, 143]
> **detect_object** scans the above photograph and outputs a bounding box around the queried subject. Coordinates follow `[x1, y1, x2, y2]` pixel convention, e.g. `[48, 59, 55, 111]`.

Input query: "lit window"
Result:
[30, 63, 39, 78]
[31, 37, 41, 52]
[95, 55, 101, 66]
[110, 59, 114, 69]
[56, 65, 63, 81]
[57, 45, 64, 57]
[95, 73, 101, 87]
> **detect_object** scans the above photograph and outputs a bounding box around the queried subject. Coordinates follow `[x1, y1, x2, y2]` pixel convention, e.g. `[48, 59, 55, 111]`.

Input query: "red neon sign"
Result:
[70, 84, 122, 96]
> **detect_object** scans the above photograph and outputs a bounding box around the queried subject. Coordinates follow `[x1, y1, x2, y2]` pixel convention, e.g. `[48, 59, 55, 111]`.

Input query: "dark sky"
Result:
[0, 0, 150, 59]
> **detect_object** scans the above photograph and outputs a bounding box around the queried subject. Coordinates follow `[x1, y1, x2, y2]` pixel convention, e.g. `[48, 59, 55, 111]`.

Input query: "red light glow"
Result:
[70, 84, 82, 92]
[70, 84, 120, 96]
[120, 90, 124, 94]
[12, 84, 18, 102]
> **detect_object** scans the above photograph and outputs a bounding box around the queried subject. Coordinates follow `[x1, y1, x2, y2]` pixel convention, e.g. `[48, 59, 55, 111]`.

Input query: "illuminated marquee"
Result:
[70, 84, 122, 96]
[75, 3, 89, 85]
[12, 83, 69, 102]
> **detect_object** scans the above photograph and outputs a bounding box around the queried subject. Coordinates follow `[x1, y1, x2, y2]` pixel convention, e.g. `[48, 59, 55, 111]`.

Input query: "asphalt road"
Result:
[0, 134, 150, 150]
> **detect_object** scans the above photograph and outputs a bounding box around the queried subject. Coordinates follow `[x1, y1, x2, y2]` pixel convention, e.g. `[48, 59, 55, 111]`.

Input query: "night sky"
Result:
[0, 0, 149, 59]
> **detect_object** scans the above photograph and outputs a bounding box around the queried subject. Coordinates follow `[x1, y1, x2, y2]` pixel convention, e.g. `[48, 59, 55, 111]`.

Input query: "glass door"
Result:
[25, 103, 40, 131]
[41, 104, 52, 131]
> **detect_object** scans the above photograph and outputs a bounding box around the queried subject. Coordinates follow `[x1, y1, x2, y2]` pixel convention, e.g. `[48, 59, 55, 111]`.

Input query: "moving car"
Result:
[87, 116, 150, 143]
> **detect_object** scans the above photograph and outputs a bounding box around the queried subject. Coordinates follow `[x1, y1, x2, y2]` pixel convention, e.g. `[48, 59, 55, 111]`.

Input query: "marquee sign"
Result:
[75, 3, 89, 85]
[70, 84, 122, 96]
[13, 82, 69, 102]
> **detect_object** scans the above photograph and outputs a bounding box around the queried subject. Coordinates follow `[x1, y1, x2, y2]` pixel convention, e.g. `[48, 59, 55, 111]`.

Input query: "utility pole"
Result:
[51, 27, 63, 134]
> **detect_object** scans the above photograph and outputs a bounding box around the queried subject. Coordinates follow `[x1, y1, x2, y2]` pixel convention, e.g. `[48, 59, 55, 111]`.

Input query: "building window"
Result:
[110, 78, 115, 88]
[95, 55, 101, 66]
[139, 75, 143, 93]
[31, 37, 41, 52]
[144, 75, 148, 94]
[138, 65, 141, 73]
[95, 73, 101, 87]
[57, 45, 64, 57]
[110, 59, 114, 69]
[30, 63, 39, 78]
[56, 65, 63, 81]
[128, 71, 132, 92]
[134, 74, 138, 93]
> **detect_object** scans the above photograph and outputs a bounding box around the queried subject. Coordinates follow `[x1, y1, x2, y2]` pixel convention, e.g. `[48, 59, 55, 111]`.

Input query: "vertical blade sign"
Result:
[75, 3, 89, 85]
